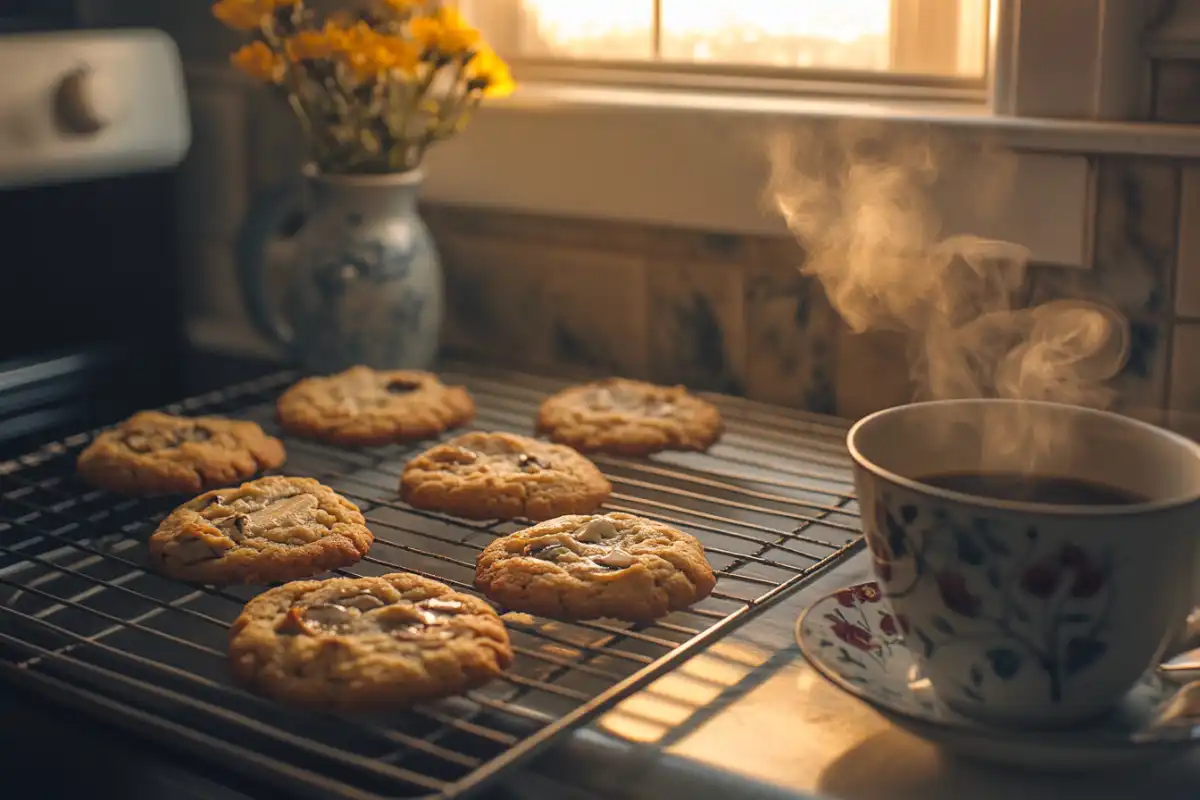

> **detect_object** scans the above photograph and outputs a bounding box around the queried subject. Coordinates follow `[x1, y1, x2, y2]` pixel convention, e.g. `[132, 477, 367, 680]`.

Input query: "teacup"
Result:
[847, 398, 1200, 729]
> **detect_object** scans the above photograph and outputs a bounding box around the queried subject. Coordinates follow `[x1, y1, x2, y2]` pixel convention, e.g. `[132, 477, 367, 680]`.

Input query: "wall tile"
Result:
[834, 328, 913, 420]
[422, 203, 752, 265]
[437, 235, 554, 369]
[647, 260, 745, 393]
[1176, 165, 1200, 316]
[437, 235, 648, 379]
[1153, 60, 1200, 123]
[542, 249, 649, 379]
[1114, 318, 1171, 424]
[1029, 158, 1178, 318]
[1170, 323, 1200, 438]
[742, 262, 838, 413]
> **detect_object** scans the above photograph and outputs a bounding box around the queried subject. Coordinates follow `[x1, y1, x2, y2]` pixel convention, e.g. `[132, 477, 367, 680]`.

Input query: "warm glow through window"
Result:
[470, 0, 990, 80]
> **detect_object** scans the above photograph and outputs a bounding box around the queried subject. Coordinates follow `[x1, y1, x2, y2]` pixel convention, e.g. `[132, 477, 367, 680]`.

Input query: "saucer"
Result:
[795, 581, 1200, 770]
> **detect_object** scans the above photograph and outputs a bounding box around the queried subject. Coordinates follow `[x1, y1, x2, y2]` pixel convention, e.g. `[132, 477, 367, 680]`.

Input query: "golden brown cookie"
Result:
[475, 512, 717, 621]
[76, 411, 286, 496]
[536, 378, 723, 456]
[276, 366, 475, 447]
[228, 573, 512, 710]
[148, 476, 373, 585]
[400, 432, 612, 522]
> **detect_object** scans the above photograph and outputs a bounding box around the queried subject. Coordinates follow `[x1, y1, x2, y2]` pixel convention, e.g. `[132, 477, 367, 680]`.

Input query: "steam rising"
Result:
[765, 123, 1130, 469]
[766, 123, 1129, 410]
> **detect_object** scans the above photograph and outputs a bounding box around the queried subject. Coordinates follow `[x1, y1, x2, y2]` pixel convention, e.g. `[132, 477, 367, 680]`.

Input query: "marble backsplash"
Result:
[421, 150, 1178, 428]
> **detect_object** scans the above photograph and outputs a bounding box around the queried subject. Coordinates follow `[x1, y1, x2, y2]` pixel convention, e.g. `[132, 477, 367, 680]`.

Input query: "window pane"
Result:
[501, 0, 989, 79]
[516, 1, 654, 60]
[661, 0, 891, 71]
[660, 0, 989, 78]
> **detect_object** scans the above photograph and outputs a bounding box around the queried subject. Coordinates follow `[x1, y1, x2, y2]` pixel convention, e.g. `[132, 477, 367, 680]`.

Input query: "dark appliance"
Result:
[0, 24, 191, 456]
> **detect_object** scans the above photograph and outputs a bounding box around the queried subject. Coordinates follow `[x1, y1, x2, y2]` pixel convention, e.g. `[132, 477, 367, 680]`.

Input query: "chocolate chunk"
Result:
[385, 379, 422, 394]
[214, 512, 250, 541]
[592, 549, 636, 570]
[339, 593, 386, 611]
[121, 424, 211, 453]
[300, 604, 358, 634]
[517, 453, 549, 471]
[420, 597, 464, 614]
[573, 518, 619, 543]
[526, 542, 569, 561]
[122, 433, 156, 453]
[644, 401, 676, 418]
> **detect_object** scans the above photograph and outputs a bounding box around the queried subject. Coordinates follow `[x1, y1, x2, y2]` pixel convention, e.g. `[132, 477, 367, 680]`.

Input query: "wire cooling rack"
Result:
[0, 366, 863, 800]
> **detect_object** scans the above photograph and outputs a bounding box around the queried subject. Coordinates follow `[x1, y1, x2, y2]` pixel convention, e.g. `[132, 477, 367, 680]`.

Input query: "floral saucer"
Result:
[796, 581, 1200, 770]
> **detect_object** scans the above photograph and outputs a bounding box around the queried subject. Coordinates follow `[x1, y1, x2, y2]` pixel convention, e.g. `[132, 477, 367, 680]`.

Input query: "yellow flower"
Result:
[383, 0, 423, 11]
[211, 0, 297, 31]
[286, 28, 336, 62]
[466, 46, 514, 98]
[337, 23, 420, 80]
[231, 41, 285, 83]
[409, 6, 480, 56]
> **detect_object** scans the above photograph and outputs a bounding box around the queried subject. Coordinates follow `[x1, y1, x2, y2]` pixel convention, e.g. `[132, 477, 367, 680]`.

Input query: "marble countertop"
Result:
[523, 554, 1200, 800]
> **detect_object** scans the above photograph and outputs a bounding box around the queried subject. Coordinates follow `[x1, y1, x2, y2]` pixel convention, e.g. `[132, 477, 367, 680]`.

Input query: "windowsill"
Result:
[481, 82, 1200, 157]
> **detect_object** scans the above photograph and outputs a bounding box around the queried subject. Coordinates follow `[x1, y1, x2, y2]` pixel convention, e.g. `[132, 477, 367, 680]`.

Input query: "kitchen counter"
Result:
[3, 351, 1198, 800]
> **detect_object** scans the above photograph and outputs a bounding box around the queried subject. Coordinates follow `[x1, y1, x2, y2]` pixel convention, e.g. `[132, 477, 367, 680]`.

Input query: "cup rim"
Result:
[847, 398, 1200, 517]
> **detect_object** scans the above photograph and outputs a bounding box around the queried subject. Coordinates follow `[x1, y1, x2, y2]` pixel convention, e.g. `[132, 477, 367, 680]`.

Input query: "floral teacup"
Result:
[848, 399, 1200, 729]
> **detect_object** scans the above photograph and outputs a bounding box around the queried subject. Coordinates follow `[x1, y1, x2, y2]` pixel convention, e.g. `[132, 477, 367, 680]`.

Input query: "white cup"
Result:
[847, 399, 1200, 729]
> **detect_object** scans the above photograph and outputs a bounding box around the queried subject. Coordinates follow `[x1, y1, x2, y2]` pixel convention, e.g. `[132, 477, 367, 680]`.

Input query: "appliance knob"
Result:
[53, 66, 117, 135]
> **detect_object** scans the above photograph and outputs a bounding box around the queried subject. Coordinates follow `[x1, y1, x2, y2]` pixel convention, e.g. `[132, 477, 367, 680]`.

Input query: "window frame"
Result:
[419, 0, 1151, 269]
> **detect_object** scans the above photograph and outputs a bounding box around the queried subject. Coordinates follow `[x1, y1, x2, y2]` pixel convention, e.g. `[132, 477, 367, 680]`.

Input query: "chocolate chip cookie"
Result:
[276, 367, 475, 447]
[536, 378, 723, 456]
[76, 411, 286, 496]
[228, 572, 512, 710]
[148, 476, 373, 585]
[400, 432, 612, 521]
[475, 512, 717, 621]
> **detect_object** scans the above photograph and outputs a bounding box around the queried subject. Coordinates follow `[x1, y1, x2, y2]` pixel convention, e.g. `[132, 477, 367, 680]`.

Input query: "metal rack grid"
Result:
[0, 367, 863, 800]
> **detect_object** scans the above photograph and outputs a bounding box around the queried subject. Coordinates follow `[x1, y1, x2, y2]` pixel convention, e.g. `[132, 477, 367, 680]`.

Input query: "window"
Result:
[465, 0, 991, 94]
[426, 1, 1139, 263]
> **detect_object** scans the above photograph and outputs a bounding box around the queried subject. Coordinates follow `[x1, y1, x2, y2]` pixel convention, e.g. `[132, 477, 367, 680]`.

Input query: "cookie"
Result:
[400, 431, 612, 521]
[76, 411, 286, 496]
[536, 378, 723, 456]
[276, 366, 475, 447]
[475, 512, 716, 621]
[148, 476, 373, 585]
[228, 572, 512, 710]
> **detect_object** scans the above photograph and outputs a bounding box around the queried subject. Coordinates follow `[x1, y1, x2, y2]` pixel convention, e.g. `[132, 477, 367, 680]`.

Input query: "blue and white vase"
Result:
[237, 166, 443, 374]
